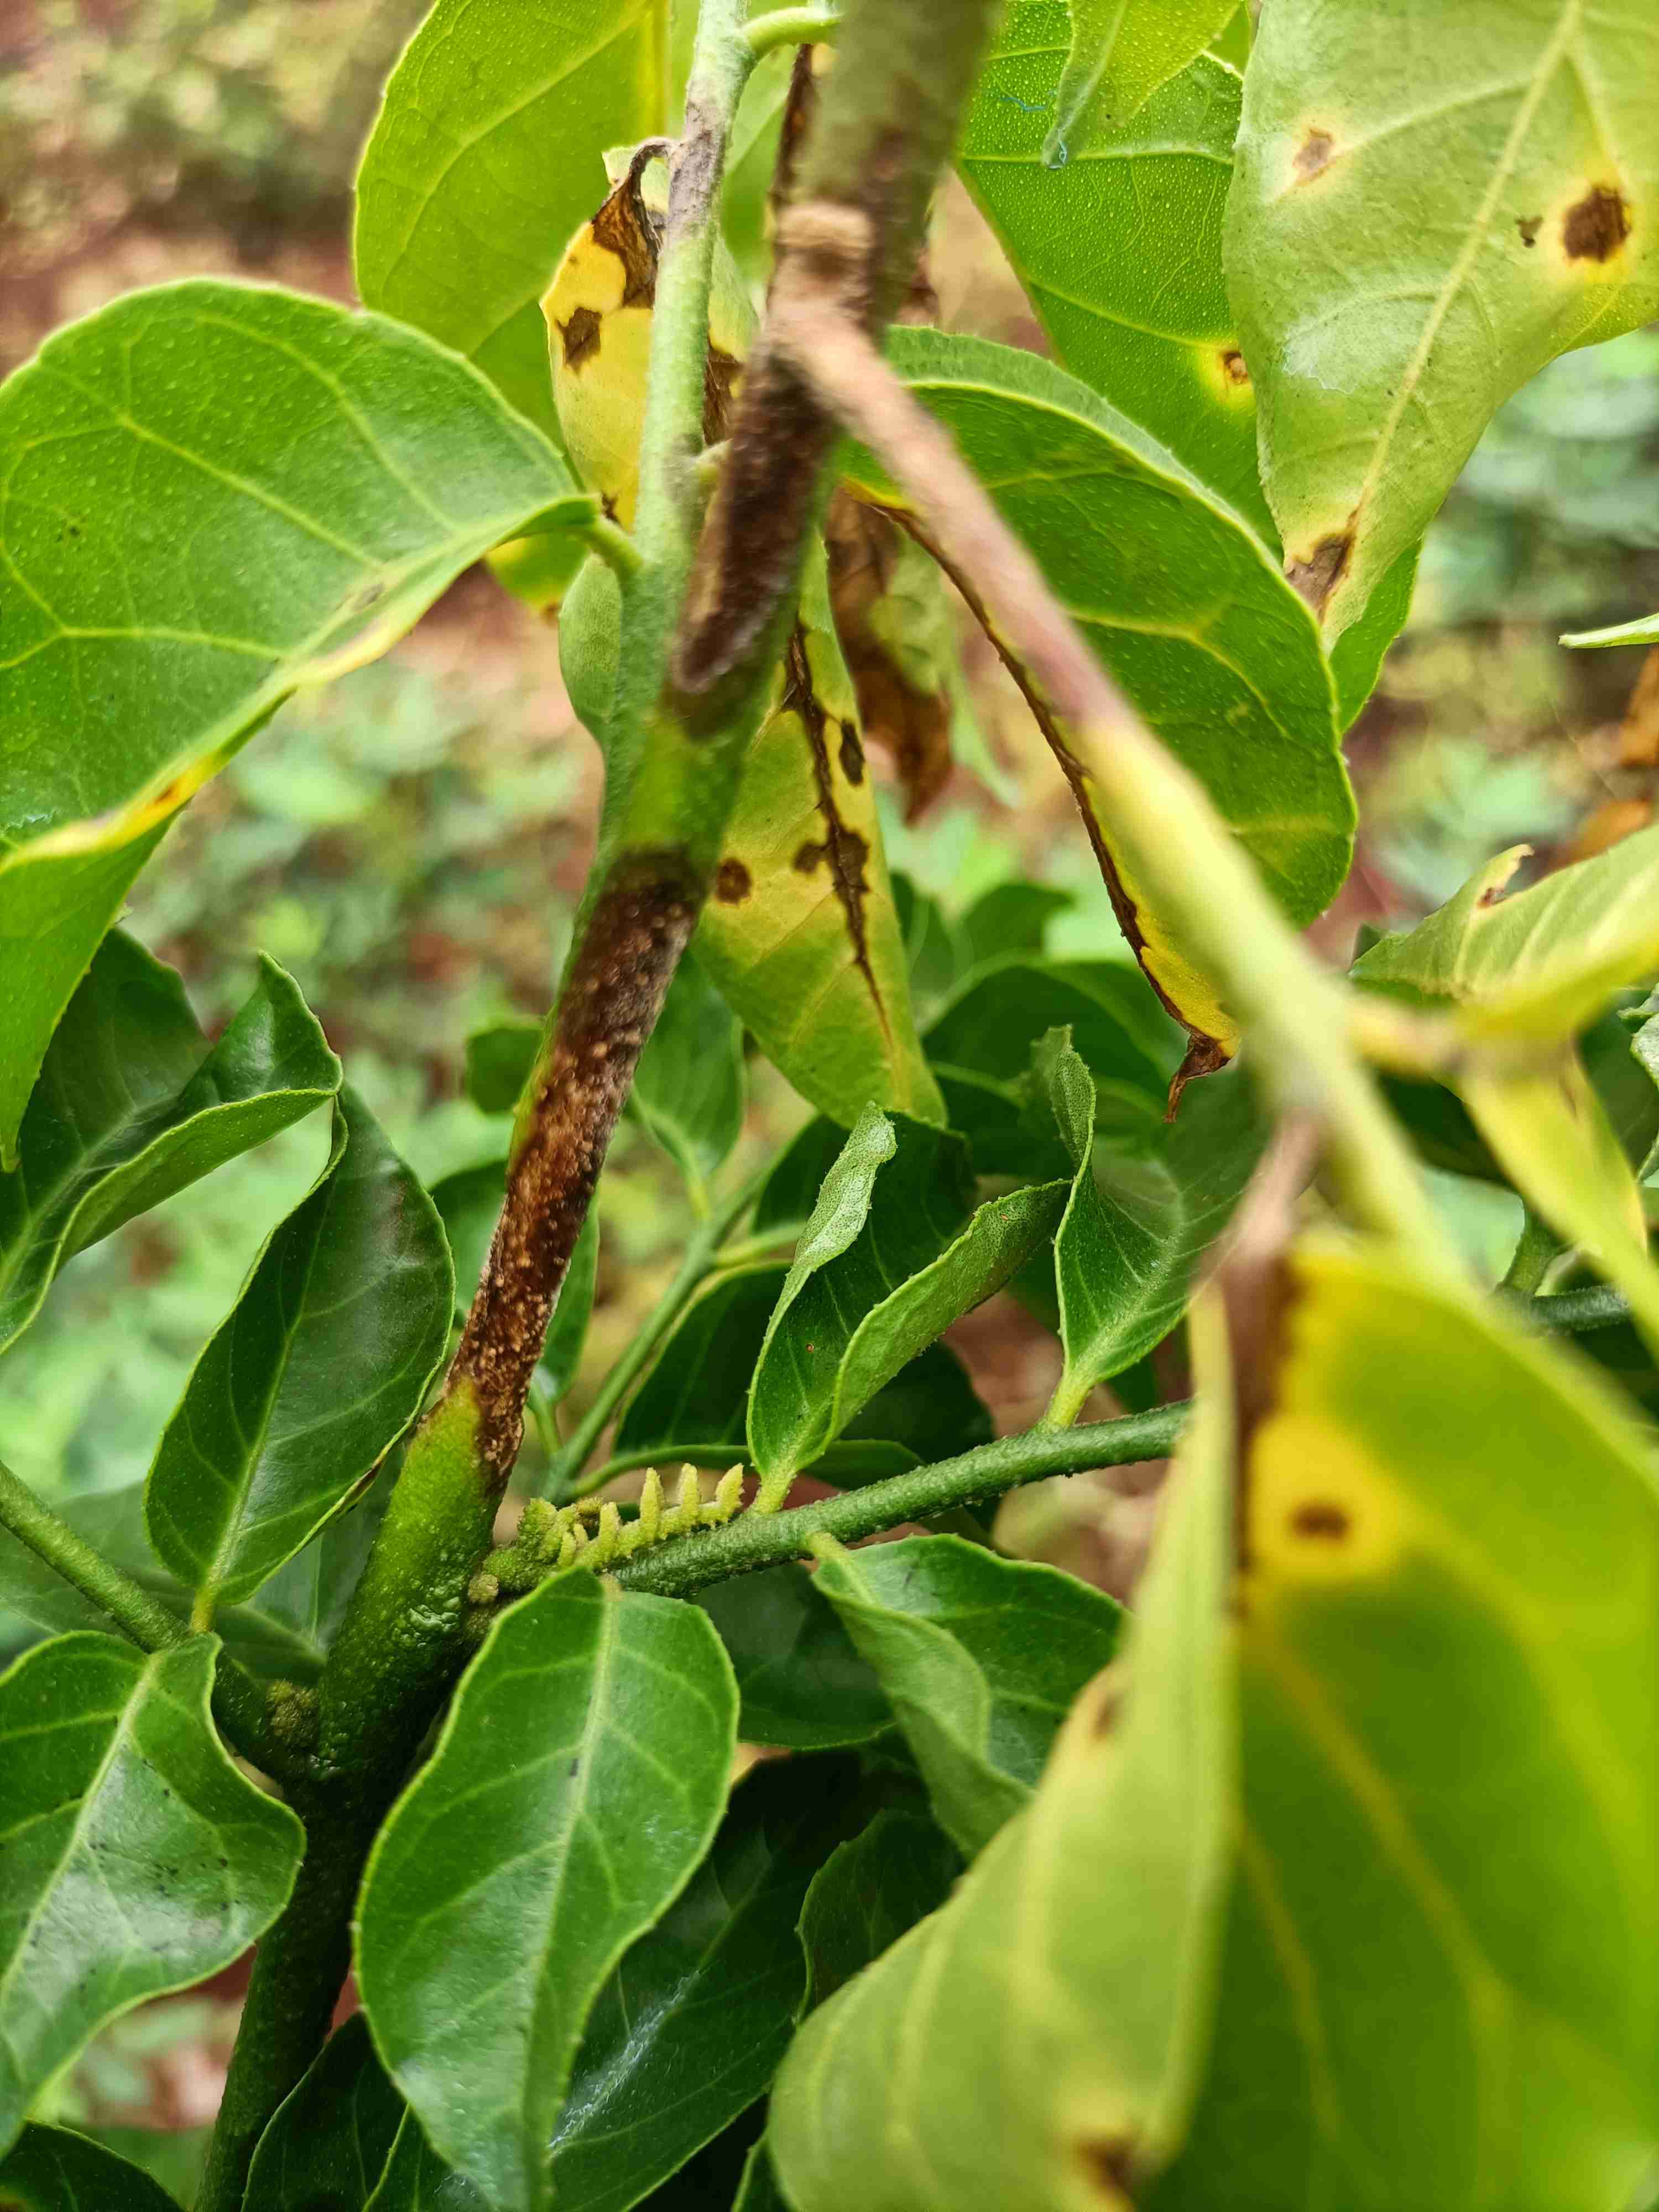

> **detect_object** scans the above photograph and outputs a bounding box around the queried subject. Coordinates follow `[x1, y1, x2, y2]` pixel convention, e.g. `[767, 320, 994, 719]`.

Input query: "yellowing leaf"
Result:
[1228, 0, 1659, 638]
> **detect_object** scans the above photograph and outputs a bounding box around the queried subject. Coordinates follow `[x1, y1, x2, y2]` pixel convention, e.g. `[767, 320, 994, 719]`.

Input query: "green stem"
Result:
[612, 1404, 1186, 1598]
[193, 1800, 378, 2212]
[576, 512, 644, 580]
[546, 1164, 769, 1498]
[746, 6, 839, 55]
[0, 1454, 292, 1781]
[1521, 1284, 1634, 1332]
[1501, 1204, 1565, 1295]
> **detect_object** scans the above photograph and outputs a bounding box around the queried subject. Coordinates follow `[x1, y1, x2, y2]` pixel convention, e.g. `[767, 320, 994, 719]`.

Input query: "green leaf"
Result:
[924, 956, 1170, 1138]
[698, 1566, 892, 1751]
[769, 1347, 1235, 2209]
[810, 1534, 1124, 1856]
[958, 883, 1073, 972]
[731, 2142, 787, 2212]
[797, 1808, 960, 2012]
[462, 1020, 542, 1117]
[364, 2114, 485, 2211]
[548, 1759, 874, 2212]
[1034, 1032, 1265, 1424]
[357, 1575, 737, 2212]
[0, 1632, 304, 2154]
[848, 331, 1354, 1067]
[632, 951, 746, 1208]
[0, 933, 338, 1357]
[244, 2014, 405, 2212]
[0, 279, 586, 1160]
[892, 876, 969, 1020]
[1048, 0, 1239, 155]
[144, 1086, 451, 1617]
[958, 3, 1265, 531]
[695, 550, 945, 1130]
[431, 1160, 597, 1400]
[1227, 0, 1659, 639]
[746, 1109, 1067, 1499]
[1352, 832, 1659, 1039]
[0, 1480, 382, 1685]
[1152, 1244, 1659, 2209]
[0, 2126, 185, 2211]
[353, 0, 669, 444]
[1564, 611, 1659, 651]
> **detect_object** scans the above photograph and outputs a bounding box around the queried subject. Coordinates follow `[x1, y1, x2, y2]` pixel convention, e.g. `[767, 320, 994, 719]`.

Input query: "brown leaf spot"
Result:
[558, 305, 602, 371]
[1286, 530, 1353, 615]
[1291, 1500, 1351, 1542]
[714, 857, 752, 904]
[1517, 213, 1542, 248]
[1219, 347, 1250, 387]
[792, 839, 824, 875]
[1086, 1667, 1124, 1740]
[1295, 128, 1334, 181]
[1563, 184, 1631, 263]
[1076, 2135, 1138, 2204]
[704, 343, 743, 446]
[838, 721, 865, 785]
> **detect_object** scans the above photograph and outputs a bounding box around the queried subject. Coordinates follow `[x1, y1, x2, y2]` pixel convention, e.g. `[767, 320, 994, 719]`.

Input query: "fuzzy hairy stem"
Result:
[0, 1453, 294, 1781]
[611, 1404, 1186, 1598]
[769, 285, 1458, 1263]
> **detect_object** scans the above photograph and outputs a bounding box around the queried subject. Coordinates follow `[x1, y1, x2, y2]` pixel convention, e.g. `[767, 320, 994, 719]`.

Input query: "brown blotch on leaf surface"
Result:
[1563, 184, 1631, 263]
[838, 721, 865, 785]
[1295, 128, 1334, 181]
[714, 857, 752, 904]
[1291, 1500, 1351, 1542]
[1076, 2135, 1138, 2204]
[1219, 347, 1250, 387]
[1517, 213, 1542, 248]
[559, 305, 602, 371]
[1286, 530, 1353, 616]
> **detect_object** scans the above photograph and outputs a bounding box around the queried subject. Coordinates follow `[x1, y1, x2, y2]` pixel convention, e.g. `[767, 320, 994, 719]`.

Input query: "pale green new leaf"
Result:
[356, 1574, 736, 2212]
[847, 330, 1352, 1066]
[1564, 611, 1659, 651]
[145, 1087, 451, 1617]
[747, 1108, 1066, 1496]
[769, 1327, 1236, 2209]
[0, 932, 338, 1357]
[1227, 0, 1659, 639]
[0, 2126, 187, 2211]
[1352, 832, 1659, 1038]
[0, 1632, 304, 2156]
[1150, 1244, 1659, 2209]
[353, 0, 669, 444]
[1034, 1031, 1265, 1424]
[0, 279, 587, 1159]
[1048, 0, 1239, 158]
[811, 1534, 1125, 1857]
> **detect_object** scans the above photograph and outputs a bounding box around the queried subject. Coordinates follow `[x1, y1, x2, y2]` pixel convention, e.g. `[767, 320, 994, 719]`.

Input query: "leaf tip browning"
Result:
[1285, 529, 1355, 619]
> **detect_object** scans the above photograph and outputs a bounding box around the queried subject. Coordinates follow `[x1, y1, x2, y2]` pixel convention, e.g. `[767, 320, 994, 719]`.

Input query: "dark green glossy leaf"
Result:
[797, 1808, 960, 2012]
[0, 1632, 303, 2153]
[769, 1349, 1233, 2212]
[891, 877, 968, 1021]
[357, 1575, 736, 2212]
[925, 958, 1168, 1102]
[0, 933, 338, 1356]
[698, 1566, 891, 1752]
[462, 1020, 541, 1117]
[958, 884, 1072, 972]
[431, 1159, 597, 1400]
[548, 1759, 872, 2212]
[0, 2126, 183, 2211]
[936, 1068, 1073, 1186]
[731, 2142, 786, 2212]
[959, 2, 1265, 530]
[632, 953, 745, 1208]
[244, 2014, 404, 2212]
[747, 1110, 1066, 1497]
[364, 2115, 485, 2211]
[354, 0, 668, 444]
[1228, 0, 1659, 641]
[810, 1534, 1125, 1856]
[0, 280, 585, 1160]
[1035, 1032, 1265, 1423]
[615, 1268, 784, 1461]
[754, 1121, 848, 1239]
[145, 1087, 451, 1615]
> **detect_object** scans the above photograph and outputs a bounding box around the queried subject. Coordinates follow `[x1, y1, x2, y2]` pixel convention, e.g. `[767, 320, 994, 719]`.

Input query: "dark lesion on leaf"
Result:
[1295, 127, 1334, 181]
[1076, 2133, 1138, 2205]
[1290, 1499, 1350, 1541]
[1219, 347, 1250, 387]
[1562, 184, 1631, 263]
[714, 857, 752, 904]
[783, 624, 889, 1031]
[559, 304, 603, 371]
[1517, 213, 1543, 248]
[1286, 529, 1353, 617]
[704, 342, 743, 446]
